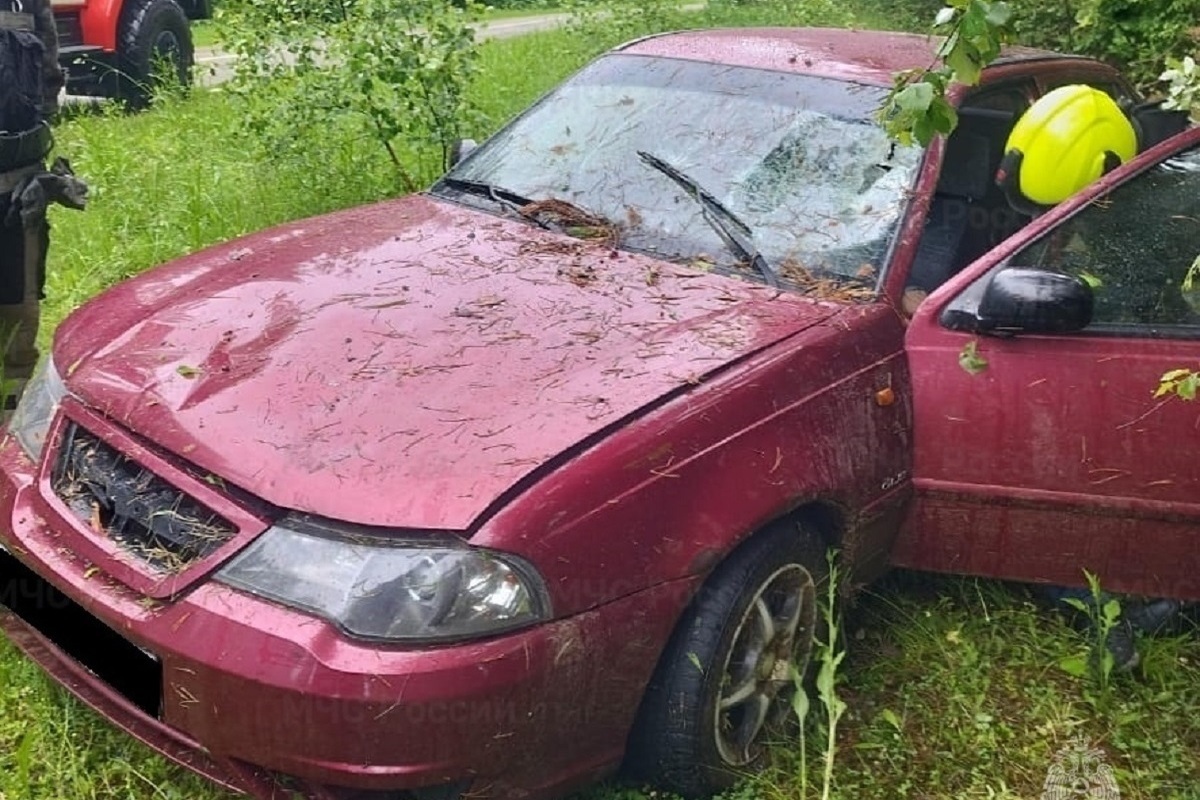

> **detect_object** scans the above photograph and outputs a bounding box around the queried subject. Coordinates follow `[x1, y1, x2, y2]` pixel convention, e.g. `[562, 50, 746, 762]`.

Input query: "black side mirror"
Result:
[448, 138, 478, 168]
[973, 267, 1093, 334]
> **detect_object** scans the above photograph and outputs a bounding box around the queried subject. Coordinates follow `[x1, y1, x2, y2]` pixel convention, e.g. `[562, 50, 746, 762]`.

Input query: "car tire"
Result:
[627, 520, 828, 797]
[115, 0, 194, 109]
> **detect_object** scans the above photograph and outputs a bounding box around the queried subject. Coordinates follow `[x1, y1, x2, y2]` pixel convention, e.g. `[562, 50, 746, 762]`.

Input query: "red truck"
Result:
[0, 25, 1197, 800]
[50, 0, 208, 105]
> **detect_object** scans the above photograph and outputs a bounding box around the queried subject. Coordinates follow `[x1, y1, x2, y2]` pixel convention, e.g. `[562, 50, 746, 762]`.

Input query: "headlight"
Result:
[9, 357, 68, 463]
[215, 515, 550, 643]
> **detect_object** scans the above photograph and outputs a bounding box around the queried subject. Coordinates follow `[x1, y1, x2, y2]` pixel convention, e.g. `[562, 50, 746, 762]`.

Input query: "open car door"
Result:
[894, 127, 1200, 601]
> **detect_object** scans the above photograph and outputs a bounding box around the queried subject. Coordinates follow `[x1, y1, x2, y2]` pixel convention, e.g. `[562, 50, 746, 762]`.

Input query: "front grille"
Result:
[0, 549, 162, 717]
[53, 13, 83, 48]
[52, 425, 236, 573]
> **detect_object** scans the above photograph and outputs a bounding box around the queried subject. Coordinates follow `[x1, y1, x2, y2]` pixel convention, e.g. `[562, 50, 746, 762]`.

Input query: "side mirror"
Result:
[448, 138, 478, 168]
[974, 267, 1094, 334]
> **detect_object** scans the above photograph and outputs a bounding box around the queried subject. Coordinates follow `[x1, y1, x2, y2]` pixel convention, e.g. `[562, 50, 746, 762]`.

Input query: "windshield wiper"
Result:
[636, 150, 779, 288]
[437, 176, 540, 218]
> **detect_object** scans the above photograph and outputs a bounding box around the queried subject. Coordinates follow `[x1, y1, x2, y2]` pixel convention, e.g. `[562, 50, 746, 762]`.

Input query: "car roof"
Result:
[617, 27, 1078, 86]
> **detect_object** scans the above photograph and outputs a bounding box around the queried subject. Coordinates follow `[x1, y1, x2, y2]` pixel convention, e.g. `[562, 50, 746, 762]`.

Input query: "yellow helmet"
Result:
[997, 85, 1137, 207]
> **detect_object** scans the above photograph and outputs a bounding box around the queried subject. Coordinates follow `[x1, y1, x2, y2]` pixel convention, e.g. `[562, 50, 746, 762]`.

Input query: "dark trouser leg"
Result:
[0, 222, 46, 405]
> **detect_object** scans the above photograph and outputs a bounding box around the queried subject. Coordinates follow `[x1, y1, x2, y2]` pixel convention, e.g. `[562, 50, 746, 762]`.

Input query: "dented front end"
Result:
[0, 401, 700, 798]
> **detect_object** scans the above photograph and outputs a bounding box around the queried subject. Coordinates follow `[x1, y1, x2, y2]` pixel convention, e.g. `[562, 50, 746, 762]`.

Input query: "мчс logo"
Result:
[1041, 736, 1120, 800]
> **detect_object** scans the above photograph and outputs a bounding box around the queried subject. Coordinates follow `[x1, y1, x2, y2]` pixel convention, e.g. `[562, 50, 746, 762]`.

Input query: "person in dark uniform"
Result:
[0, 0, 85, 411]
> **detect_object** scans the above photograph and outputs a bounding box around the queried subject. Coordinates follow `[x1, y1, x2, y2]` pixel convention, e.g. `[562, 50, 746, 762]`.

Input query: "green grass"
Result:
[579, 575, 1200, 800]
[0, 638, 231, 799]
[190, 20, 218, 50]
[9, 6, 1200, 800]
[770, 575, 1200, 800]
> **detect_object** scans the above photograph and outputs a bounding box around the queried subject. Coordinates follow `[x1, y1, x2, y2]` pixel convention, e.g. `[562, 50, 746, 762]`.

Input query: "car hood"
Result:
[55, 195, 837, 530]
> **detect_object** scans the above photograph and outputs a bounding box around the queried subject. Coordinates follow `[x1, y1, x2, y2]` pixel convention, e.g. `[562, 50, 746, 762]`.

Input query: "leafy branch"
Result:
[1156, 368, 1200, 401]
[878, 0, 1012, 146]
[1159, 256, 1200, 401]
[218, 0, 483, 189]
[1160, 55, 1199, 119]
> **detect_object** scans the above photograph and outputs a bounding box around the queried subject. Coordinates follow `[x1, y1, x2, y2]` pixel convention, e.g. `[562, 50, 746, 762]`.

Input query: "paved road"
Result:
[193, 11, 573, 87]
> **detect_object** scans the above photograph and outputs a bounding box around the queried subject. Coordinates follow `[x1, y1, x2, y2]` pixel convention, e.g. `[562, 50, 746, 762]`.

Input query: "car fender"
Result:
[474, 306, 908, 619]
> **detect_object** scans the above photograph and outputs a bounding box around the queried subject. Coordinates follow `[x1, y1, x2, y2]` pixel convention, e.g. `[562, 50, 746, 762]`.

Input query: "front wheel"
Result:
[627, 521, 828, 797]
[115, 0, 194, 108]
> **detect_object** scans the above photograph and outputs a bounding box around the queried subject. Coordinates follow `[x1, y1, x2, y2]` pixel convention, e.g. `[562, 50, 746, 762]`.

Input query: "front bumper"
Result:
[0, 427, 687, 798]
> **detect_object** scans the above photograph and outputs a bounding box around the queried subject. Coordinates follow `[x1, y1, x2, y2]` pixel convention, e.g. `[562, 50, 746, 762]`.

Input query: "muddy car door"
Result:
[893, 128, 1200, 601]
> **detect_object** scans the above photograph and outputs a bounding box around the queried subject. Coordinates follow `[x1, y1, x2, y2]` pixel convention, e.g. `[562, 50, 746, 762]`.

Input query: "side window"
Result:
[1005, 145, 1200, 332]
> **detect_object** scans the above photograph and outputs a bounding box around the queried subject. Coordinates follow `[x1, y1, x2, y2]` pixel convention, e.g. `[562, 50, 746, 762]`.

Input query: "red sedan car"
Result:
[1, 26, 1198, 800]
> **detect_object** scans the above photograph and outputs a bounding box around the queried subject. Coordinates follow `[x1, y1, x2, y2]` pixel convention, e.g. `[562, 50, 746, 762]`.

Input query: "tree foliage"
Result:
[883, 0, 1200, 88]
[878, 0, 1011, 146]
[216, 0, 483, 192]
[1003, 0, 1199, 87]
[1161, 55, 1199, 117]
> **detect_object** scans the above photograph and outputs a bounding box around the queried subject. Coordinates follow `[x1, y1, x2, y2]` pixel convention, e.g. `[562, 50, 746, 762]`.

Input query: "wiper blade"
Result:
[438, 176, 536, 213]
[439, 177, 616, 240]
[637, 150, 779, 288]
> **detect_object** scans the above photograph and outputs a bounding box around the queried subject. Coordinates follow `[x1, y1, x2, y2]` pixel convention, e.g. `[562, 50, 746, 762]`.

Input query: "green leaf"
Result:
[913, 114, 938, 146]
[1063, 597, 1089, 613]
[791, 682, 811, 725]
[1079, 271, 1103, 288]
[983, 0, 1011, 27]
[945, 40, 984, 85]
[894, 81, 935, 113]
[958, 340, 988, 375]
[176, 365, 202, 379]
[879, 707, 902, 732]
[1059, 654, 1089, 677]
[687, 652, 704, 674]
[1159, 370, 1200, 401]
[933, 6, 956, 26]
[928, 97, 959, 136]
[958, 4, 991, 40]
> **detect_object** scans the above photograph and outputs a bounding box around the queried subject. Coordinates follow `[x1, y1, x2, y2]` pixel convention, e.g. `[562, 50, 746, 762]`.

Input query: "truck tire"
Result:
[115, 0, 194, 108]
[626, 520, 828, 797]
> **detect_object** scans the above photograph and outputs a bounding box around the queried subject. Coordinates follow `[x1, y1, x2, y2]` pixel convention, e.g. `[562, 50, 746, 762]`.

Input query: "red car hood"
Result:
[55, 196, 835, 530]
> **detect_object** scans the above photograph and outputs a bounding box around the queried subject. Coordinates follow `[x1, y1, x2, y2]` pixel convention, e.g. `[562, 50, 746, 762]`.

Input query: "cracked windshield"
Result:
[434, 54, 922, 293]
